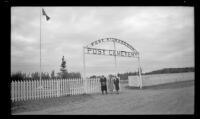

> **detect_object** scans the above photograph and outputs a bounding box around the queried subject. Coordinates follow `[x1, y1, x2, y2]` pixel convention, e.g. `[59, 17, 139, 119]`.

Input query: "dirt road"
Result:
[14, 80, 194, 115]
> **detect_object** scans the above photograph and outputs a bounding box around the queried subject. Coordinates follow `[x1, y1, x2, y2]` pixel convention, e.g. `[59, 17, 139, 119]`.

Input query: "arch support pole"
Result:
[83, 47, 86, 79]
[138, 55, 142, 89]
[83, 47, 87, 94]
[113, 41, 117, 75]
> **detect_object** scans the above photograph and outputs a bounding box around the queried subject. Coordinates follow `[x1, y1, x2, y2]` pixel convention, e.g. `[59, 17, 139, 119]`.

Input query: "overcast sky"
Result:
[11, 7, 194, 76]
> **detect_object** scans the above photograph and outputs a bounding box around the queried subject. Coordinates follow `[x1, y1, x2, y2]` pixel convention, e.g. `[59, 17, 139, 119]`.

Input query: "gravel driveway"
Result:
[13, 80, 194, 115]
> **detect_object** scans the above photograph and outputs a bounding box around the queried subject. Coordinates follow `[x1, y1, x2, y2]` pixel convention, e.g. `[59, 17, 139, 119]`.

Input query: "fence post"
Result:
[27, 80, 29, 100]
[30, 80, 32, 100]
[84, 78, 87, 94]
[64, 79, 66, 96]
[50, 79, 52, 98]
[42, 80, 44, 99]
[27, 80, 30, 100]
[67, 79, 69, 96]
[16, 81, 19, 102]
[90, 79, 92, 93]
[35, 80, 37, 99]
[12, 81, 14, 102]
[61, 79, 63, 96]
[45, 79, 48, 98]
[74, 79, 76, 95]
[25, 80, 28, 101]
[95, 78, 97, 92]
[16, 81, 18, 102]
[79, 78, 81, 95]
[76, 79, 77, 95]
[48, 79, 50, 98]
[11, 81, 13, 102]
[60, 79, 62, 96]
[65, 79, 67, 95]
[88, 79, 90, 93]
[72, 79, 74, 95]
[43, 80, 45, 99]
[53, 79, 55, 97]
[71, 79, 73, 95]
[77, 78, 79, 95]
[33, 80, 35, 100]
[57, 80, 60, 97]
[44, 79, 46, 98]
[20, 80, 23, 101]
[73, 79, 75, 95]
[39, 79, 41, 99]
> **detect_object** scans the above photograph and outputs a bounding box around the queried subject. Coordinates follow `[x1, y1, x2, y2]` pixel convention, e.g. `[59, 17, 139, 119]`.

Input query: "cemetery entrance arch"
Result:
[83, 38, 142, 88]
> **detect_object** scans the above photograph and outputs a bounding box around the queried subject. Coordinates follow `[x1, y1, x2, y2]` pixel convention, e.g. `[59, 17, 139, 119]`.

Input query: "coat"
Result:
[100, 77, 107, 91]
[114, 78, 120, 91]
[108, 78, 114, 91]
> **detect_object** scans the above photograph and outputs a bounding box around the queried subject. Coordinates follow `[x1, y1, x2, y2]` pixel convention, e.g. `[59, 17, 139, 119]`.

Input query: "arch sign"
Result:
[83, 38, 142, 88]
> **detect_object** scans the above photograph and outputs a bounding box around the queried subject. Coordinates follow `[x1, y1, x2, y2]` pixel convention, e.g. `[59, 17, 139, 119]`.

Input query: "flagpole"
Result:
[39, 7, 42, 86]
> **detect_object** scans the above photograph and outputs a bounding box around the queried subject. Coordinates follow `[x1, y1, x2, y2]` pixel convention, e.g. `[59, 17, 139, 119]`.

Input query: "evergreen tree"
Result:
[51, 70, 55, 79]
[60, 56, 68, 78]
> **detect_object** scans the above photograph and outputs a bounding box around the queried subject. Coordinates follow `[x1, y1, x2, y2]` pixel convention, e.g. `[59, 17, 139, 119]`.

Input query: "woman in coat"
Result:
[100, 76, 107, 94]
[108, 76, 114, 94]
[114, 76, 120, 94]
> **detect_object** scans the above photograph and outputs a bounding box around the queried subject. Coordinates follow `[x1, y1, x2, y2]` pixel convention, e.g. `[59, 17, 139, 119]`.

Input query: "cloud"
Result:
[11, 7, 194, 76]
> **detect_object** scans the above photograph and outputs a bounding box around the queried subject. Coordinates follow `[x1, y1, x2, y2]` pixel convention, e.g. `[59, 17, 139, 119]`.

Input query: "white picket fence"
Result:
[11, 78, 100, 102]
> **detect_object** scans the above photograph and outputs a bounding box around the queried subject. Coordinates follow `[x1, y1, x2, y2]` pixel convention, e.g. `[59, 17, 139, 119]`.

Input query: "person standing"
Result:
[114, 76, 120, 94]
[100, 75, 107, 94]
[108, 76, 114, 94]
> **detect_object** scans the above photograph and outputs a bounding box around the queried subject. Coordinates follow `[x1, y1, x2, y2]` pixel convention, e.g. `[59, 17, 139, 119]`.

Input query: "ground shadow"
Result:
[125, 80, 194, 90]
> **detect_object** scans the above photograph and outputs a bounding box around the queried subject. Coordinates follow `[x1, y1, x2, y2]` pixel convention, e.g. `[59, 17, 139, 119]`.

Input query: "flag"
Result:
[42, 8, 50, 21]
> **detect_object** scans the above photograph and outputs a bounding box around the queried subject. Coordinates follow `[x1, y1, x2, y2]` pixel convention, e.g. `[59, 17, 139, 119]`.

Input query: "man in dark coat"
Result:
[114, 76, 120, 94]
[100, 76, 107, 94]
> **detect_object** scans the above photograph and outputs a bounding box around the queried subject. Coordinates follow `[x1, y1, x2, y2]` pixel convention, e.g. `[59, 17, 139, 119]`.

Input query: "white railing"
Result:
[128, 72, 194, 87]
[11, 78, 100, 102]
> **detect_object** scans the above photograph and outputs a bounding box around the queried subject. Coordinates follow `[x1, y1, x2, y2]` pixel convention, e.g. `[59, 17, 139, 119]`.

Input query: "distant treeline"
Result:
[11, 71, 81, 81]
[113, 67, 194, 80]
[144, 67, 194, 75]
[117, 72, 138, 80]
[90, 72, 139, 80]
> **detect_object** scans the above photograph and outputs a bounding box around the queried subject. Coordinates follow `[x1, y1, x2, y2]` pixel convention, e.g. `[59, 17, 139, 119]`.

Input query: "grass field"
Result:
[12, 78, 194, 115]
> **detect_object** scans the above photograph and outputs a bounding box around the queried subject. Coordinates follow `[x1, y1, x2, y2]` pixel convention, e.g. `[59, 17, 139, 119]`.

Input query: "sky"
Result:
[11, 7, 194, 77]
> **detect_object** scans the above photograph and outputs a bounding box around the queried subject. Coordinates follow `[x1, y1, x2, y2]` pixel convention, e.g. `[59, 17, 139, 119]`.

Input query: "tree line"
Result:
[11, 71, 81, 81]
[89, 67, 194, 80]
[11, 56, 81, 81]
[143, 67, 194, 75]
[89, 71, 139, 80]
